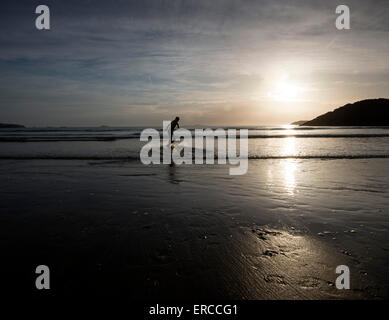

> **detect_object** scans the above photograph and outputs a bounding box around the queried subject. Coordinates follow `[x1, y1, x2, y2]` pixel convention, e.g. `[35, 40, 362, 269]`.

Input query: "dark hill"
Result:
[302, 98, 389, 126]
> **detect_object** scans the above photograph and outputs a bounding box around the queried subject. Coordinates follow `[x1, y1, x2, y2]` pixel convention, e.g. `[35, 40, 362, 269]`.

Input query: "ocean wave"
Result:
[246, 134, 389, 139]
[0, 136, 124, 142]
[1, 155, 388, 160]
[1, 133, 389, 142]
[1, 126, 389, 133]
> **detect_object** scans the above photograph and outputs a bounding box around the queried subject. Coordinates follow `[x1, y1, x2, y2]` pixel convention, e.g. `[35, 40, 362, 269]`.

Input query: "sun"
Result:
[268, 82, 302, 102]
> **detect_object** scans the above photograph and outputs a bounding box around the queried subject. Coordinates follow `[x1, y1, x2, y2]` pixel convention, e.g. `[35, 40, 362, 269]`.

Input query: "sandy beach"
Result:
[2, 0, 389, 308]
[1, 158, 388, 299]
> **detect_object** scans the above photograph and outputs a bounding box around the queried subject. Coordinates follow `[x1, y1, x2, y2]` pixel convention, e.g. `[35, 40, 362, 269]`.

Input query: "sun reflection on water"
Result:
[282, 137, 296, 156]
[283, 159, 297, 195]
[265, 136, 298, 195]
[282, 137, 297, 195]
[281, 125, 298, 137]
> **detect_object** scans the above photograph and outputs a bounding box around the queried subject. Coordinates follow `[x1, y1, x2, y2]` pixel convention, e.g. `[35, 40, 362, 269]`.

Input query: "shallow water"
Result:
[0, 126, 389, 159]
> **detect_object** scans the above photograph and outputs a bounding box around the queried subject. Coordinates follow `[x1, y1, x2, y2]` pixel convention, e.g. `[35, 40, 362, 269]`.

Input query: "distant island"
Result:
[301, 98, 389, 126]
[0, 123, 25, 128]
[291, 120, 308, 125]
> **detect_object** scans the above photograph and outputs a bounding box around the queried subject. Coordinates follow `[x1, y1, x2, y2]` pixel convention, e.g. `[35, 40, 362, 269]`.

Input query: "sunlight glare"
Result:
[268, 81, 303, 102]
[283, 159, 297, 195]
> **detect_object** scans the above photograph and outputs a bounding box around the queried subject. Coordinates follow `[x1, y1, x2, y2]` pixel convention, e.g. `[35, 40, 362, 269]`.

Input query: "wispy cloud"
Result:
[0, 0, 388, 125]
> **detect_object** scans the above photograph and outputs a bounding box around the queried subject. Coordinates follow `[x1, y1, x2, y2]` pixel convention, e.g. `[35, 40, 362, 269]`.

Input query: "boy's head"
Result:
[175, 116, 180, 121]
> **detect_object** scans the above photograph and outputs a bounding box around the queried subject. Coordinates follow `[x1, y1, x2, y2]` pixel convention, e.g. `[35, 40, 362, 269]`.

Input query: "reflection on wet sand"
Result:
[1, 159, 386, 298]
[224, 226, 366, 299]
[283, 160, 297, 195]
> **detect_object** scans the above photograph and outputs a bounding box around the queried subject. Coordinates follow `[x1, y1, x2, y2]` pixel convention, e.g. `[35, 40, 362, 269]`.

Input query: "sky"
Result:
[0, 0, 388, 126]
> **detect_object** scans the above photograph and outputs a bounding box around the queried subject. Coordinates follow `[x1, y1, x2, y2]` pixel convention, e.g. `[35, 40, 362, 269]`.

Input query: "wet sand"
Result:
[0, 159, 388, 299]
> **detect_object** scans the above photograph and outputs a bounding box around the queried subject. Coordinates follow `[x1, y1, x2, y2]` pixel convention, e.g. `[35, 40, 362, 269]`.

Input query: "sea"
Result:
[0, 125, 388, 159]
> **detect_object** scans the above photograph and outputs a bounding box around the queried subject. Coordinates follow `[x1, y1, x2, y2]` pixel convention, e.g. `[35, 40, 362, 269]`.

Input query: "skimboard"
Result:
[170, 140, 179, 148]
[160, 140, 178, 148]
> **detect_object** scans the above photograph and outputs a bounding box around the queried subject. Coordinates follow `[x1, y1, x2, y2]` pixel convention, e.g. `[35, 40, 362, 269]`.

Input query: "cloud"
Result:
[0, 0, 388, 125]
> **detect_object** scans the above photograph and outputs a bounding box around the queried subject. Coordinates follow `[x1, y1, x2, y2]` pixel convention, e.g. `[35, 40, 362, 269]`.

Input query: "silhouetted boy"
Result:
[170, 116, 180, 143]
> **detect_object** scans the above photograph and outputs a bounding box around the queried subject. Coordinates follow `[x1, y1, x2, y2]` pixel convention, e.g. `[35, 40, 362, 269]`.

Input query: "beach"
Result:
[1, 0, 389, 306]
[1, 155, 388, 299]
